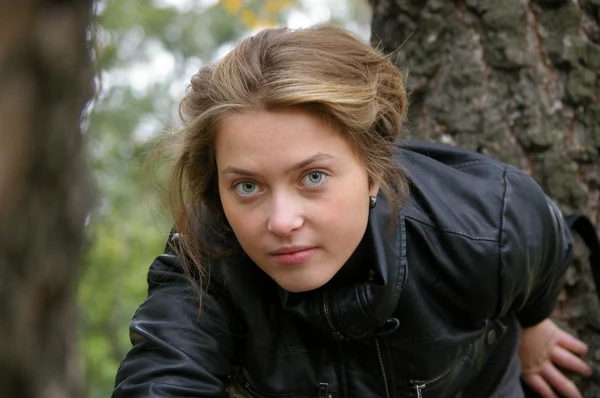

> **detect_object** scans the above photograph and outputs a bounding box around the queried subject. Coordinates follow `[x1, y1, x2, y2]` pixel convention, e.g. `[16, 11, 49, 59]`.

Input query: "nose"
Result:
[267, 193, 304, 236]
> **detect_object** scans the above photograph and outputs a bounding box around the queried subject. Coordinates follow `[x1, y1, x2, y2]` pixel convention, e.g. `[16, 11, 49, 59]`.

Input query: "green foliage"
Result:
[80, 0, 368, 396]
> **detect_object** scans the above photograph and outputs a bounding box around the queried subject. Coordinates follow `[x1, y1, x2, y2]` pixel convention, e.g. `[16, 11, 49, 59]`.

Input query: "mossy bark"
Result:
[0, 1, 94, 397]
[371, 0, 600, 395]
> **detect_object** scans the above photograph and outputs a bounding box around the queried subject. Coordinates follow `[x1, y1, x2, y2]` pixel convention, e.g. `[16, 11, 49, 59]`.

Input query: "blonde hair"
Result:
[167, 24, 408, 289]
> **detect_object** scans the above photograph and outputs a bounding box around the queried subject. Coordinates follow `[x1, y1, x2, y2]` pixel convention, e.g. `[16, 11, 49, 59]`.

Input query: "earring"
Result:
[369, 196, 378, 209]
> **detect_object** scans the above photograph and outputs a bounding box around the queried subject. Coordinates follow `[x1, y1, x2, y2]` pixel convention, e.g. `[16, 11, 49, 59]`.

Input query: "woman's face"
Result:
[216, 108, 379, 292]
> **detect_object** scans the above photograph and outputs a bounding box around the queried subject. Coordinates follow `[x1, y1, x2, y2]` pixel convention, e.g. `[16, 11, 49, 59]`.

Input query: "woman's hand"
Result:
[519, 318, 592, 398]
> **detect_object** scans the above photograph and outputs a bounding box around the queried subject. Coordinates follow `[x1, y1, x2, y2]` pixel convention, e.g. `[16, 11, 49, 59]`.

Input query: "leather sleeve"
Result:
[112, 253, 238, 397]
[499, 166, 574, 328]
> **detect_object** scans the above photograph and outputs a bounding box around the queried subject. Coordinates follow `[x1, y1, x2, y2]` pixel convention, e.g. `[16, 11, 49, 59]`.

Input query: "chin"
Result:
[276, 275, 333, 293]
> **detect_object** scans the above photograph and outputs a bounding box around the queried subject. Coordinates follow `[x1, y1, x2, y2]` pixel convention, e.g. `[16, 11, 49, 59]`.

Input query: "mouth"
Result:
[270, 246, 317, 265]
[271, 246, 314, 255]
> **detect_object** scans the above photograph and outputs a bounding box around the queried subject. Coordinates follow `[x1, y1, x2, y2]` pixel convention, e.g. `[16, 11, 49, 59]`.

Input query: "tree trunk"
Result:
[371, 0, 600, 394]
[0, 1, 94, 397]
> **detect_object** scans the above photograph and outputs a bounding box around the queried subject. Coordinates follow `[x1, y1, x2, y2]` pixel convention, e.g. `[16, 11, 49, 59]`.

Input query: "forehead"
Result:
[214, 108, 356, 166]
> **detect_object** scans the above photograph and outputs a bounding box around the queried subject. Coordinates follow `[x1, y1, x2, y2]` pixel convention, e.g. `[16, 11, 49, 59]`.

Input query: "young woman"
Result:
[112, 25, 592, 398]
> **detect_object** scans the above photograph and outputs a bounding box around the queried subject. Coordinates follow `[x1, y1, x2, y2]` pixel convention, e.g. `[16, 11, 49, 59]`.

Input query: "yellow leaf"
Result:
[241, 8, 259, 28]
[221, 0, 242, 13]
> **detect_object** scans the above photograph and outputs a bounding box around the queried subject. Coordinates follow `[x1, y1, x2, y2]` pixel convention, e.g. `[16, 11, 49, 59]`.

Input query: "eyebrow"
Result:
[221, 153, 334, 176]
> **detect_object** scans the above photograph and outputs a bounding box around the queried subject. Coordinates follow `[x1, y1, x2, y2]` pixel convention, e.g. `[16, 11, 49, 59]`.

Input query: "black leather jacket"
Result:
[113, 141, 573, 398]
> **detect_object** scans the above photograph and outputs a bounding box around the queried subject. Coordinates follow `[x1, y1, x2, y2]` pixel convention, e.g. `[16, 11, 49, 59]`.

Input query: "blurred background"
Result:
[81, 1, 370, 396]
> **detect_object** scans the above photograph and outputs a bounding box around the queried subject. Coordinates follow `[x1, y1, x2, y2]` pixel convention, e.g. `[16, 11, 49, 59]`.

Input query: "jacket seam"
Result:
[497, 165, 509, 318]
[404, 215, 499, 242]
[245, 349, 326, 358]
[449, 160, 485, 169]
[393, 211, 406, 307]
[132, 324, 203, 363]
[450, 159, 506, 172]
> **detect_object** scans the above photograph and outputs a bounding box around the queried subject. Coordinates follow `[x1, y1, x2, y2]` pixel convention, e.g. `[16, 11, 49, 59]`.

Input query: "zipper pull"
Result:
[318, 382, 330, 398]
[414, 383, 425, 398]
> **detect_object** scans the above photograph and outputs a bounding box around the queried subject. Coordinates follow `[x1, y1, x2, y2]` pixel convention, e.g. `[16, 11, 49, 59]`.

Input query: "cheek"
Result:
[219, 184, 247, 227]
[316, 183, 370, 231]
[224, 204, 254, 230]
[221, 200, 264, 247]
[333, 176, 370, 210]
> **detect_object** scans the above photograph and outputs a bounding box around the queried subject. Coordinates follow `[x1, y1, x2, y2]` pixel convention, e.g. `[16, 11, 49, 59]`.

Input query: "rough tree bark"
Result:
[370, 0, 600, 395]
[0, 1, 94, 398]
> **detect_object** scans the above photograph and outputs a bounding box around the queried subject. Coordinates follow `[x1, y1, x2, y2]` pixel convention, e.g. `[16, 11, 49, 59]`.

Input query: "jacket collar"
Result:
[277, 193, 407, 340]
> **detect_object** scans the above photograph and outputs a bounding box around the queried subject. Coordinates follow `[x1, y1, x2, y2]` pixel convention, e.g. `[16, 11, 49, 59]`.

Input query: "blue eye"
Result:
[302, 171, 327, 187]
[234, 181, 260, 196]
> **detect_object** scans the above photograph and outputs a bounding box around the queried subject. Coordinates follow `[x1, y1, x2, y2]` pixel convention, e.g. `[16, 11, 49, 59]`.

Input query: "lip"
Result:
[270, 246, 317, 265]
[271, 246, 314, 255]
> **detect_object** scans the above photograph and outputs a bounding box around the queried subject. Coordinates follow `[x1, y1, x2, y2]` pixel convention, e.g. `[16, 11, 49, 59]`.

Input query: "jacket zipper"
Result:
[375, 338, 391, 398]
[243, 382, 266, 398]
[321, 291, 347, 341]
[318, 382, 333, 398]
[409, 364, 454, 398]
[320, 291, 345, 397]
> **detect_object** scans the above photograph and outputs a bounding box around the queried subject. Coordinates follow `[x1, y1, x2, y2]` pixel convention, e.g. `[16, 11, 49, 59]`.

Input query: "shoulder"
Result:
[396, 140, 550, 239]
[395, 140, 549, 320]
[397, 140, 509, 240]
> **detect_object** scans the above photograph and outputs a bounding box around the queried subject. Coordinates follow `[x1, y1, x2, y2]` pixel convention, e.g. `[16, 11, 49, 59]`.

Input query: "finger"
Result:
[522, 373, 558, 398]
[556, 329, 589, 356]
[551, 346, 593, 377]
[541, 362, 582, 398]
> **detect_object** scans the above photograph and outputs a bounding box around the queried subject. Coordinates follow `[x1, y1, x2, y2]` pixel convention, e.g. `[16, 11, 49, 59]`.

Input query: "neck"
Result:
[328, 235, 370, 287]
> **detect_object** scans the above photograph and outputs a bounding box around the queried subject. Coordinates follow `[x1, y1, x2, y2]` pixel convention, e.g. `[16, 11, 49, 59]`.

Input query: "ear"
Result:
[369, 179, 381, 197]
